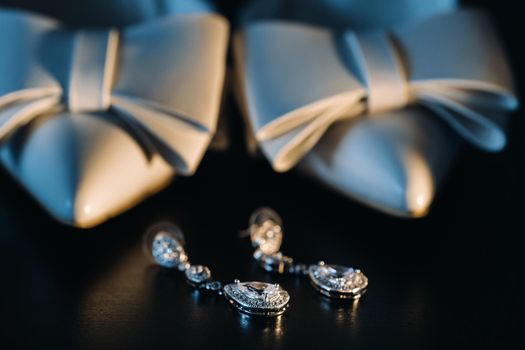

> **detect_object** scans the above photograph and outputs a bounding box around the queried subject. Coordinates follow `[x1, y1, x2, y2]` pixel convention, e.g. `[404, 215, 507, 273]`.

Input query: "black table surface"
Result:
[0, 1, 523, 349]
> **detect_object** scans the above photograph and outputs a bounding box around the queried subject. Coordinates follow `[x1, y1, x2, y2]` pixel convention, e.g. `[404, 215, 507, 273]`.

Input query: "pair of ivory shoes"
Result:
[0, 0, 517, 227]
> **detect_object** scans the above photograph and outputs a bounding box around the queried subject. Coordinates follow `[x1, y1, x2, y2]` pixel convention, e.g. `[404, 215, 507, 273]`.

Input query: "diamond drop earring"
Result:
[242, 208, 368, 299]
[143, 222, 290, 317]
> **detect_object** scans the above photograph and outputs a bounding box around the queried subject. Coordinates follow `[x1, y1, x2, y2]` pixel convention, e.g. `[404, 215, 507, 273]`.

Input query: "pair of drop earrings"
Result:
[143, 207, 368, 318]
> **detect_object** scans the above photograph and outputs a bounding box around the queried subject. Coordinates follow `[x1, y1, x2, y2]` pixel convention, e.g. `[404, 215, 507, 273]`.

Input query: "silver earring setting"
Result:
[144, 222, 290, 317]
[243, 208, 368, 300]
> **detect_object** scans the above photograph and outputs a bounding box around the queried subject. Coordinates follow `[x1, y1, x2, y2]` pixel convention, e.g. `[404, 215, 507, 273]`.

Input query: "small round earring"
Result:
[144, 222, 290, 317]
[243, 208, 368, 300]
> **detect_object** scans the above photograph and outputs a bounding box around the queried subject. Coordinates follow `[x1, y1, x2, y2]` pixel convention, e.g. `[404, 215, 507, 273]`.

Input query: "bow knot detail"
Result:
[236, 10, 518, 172]
[67, 30, 119, 113]
[346, 31, 410, 114]
[0, 10, 228, 175]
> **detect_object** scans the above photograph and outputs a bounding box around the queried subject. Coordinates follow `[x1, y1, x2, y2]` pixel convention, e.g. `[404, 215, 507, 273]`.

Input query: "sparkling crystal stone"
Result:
[249, 208, 283, 255]
[151, 232, 188, 268]
[185, 265, 211, 285]
[239, 282, 280, 303]
[223, 281, 290, 317]
[308, 263, 368, 299]
[251, 221, 283, 255]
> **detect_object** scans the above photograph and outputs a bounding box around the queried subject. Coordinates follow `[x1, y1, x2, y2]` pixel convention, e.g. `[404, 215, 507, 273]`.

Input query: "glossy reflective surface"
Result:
[0, 0, 523, 349]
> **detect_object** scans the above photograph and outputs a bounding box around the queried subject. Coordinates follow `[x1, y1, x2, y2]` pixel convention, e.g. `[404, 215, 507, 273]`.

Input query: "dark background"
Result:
[0, 0, 523, 349]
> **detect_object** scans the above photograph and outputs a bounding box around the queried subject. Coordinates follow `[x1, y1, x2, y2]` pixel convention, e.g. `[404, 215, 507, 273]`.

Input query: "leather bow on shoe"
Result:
[235, 10, 518, 216]
[0, 9, 228, 174]
[0, 10, 228, 227]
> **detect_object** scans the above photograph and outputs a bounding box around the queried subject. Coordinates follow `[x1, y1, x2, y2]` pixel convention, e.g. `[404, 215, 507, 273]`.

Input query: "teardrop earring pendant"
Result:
[143, 222, 290, 317]
[242, 208, 368, 300]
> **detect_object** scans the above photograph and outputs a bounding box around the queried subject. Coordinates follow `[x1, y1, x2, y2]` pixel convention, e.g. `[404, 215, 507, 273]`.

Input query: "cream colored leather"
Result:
[235, 10, 517, 217]
[0, 10, 229, 227]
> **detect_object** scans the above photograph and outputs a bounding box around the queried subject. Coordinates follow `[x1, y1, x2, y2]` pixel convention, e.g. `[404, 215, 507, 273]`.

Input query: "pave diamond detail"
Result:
[251, 220, 283, 255]
[223, 281, 290, 316]
[249, 208, 283, 255]
[151, 232, 188, 268]
[185, 265, 212, 285]
[308, 263, 368, 299]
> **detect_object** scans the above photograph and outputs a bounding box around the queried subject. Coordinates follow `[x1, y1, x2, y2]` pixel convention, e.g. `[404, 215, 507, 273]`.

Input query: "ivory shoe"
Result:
[0, 8, 229, 227]
[234, 9, 517, 217]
